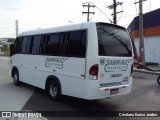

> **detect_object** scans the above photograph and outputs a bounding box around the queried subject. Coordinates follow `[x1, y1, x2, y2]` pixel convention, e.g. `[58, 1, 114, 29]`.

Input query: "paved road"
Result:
[0, 57, 160, 120]
[0, 57, 34, 111]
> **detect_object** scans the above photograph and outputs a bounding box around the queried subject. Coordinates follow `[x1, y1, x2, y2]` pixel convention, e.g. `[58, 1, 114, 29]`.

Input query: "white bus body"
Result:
[9, 22, 133, 100]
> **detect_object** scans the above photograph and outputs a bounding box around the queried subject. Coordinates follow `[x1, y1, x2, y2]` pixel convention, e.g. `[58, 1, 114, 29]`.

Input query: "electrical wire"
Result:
[117, 2, 124, 24]
[94, 0, 103, 6]
[89, 6, 107, 21]
[121, 24, 129, 27]
[121, 14, 137, 18]
[87, 1, 112, 23]
[135, 0, 138, 15]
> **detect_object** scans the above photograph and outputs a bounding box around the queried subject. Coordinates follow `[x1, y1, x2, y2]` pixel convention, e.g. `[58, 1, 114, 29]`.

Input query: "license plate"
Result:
[110, 88, 119, 95]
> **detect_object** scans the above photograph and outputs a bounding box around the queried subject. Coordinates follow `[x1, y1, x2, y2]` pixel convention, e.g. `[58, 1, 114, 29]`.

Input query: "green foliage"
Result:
[1, 44, 10, 56]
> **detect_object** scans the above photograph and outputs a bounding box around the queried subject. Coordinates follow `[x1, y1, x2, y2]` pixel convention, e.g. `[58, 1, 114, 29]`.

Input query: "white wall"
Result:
[134, 36, 160, 64]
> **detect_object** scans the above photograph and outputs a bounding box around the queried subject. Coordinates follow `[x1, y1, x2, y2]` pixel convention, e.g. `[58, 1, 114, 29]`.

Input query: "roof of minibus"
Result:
[17, 22, 126, 37]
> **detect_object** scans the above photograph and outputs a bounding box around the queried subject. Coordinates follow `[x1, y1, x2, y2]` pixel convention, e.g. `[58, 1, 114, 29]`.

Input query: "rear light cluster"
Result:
[89, 64, 98, 80]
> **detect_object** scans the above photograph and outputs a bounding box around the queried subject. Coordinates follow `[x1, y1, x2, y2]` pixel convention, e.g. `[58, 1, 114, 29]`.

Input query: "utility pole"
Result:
[82, 2, 95, 22]
[108, 0, 123, 24]
[139, 0, 145, 66]
[134, 0, 147, 67]
[15, 20, 19, 37]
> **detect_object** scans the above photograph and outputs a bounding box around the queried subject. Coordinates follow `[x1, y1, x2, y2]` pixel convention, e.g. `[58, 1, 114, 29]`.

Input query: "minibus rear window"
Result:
[97, 23, 132, 57]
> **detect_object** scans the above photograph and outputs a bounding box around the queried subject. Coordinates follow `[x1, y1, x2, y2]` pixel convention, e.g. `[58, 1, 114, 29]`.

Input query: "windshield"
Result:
[97, 23, 132, 57]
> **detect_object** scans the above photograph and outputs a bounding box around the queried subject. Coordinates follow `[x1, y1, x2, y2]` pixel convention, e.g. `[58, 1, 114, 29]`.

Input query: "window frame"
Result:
[30, 35, 42, 55]
[12, 37, 22, 55]
[13, 29, 87, 57]
[21, 36, 29, 54]
[63, 29, 87, 58]
[44, 33, 62, 56]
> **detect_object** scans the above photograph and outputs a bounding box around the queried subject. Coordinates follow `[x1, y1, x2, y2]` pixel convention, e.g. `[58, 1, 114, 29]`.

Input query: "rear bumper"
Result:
[85, 77, 133, 100]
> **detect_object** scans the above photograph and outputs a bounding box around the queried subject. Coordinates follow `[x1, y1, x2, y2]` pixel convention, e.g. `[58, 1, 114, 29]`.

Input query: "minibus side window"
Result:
[31, 35, 42, 54]
[64, 30, 86, 57]
[40, 35, 47, 54]
[26, 36, 33, 54]
[12, 37, 21, 54]
[45, 33, 61, 55]
[21, 37, 29, 54]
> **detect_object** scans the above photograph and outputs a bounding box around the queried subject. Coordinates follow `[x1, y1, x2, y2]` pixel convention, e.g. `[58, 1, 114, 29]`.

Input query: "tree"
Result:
[1, 44, 10, 56]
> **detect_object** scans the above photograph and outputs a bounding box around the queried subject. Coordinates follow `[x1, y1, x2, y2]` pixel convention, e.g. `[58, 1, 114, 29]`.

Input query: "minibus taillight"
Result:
[89, 64, 98, 80]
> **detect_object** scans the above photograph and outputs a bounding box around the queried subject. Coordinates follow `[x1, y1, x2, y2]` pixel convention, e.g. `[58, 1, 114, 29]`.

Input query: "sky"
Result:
[0, 0, 159, 38]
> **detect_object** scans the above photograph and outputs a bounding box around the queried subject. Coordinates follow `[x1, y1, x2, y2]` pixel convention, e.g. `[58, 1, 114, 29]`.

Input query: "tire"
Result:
[48, 80, 61, 100]
[13, 70, 20, 86]
[157, 76, 160, 86]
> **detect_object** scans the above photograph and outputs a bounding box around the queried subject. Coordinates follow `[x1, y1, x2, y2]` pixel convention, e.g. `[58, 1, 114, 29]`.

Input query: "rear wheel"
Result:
[13, 70, 20, 86]
[48, 80, 61, 100]
[157, 76, 160, 86]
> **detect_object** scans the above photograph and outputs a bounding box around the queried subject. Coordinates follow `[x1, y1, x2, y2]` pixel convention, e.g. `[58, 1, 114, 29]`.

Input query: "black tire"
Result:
[47, 80, 61, 100]
[157, 76, 160, 86]
[13, 70, 20, 86]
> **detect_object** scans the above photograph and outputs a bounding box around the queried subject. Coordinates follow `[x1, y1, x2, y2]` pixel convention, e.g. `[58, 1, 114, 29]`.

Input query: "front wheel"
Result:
[157, 76, 160, 86]
[13, 70, 20, 86]
[48, 81, 61, 100]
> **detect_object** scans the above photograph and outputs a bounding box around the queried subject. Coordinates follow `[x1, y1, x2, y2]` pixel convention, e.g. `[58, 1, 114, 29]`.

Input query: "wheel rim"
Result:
[13, 73, 18, 84]
[50, 83, 58, 97]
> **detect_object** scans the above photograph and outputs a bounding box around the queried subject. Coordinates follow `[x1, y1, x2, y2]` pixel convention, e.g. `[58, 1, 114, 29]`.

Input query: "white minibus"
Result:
[9, 22, 133, 100]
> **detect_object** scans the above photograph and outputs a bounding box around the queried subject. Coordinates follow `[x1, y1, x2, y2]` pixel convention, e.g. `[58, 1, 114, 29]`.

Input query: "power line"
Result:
[121, 24, 129, 27]
[122, 14, 137, 18]
[117, 2, 124, 24]
[89, 6, 107, 21]
[94, 0, 103, 6]
[135, 0, 138, 15]
[87, 1, 112, 23]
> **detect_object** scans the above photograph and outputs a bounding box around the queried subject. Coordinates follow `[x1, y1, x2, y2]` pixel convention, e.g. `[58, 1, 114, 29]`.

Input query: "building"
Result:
[0, 38, 13, 45]
[128, 8, 160, 64]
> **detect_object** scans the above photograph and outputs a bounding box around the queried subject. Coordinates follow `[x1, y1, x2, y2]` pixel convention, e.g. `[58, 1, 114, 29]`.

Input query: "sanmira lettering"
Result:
[106, 59, 128, 65]
[104, 59, 132, 72]
[45, 57, 69, 69]
[46, 57, 62, 63]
